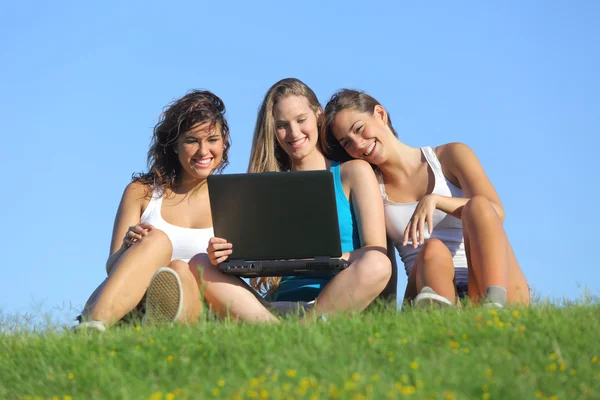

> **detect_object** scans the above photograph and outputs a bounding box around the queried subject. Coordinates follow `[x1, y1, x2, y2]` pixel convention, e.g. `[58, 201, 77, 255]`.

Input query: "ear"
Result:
[315, 107, 323, 119]
[373, 104, 388, 125]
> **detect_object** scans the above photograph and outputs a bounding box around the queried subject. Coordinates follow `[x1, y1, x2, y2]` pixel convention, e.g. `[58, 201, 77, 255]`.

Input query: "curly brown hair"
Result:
[133, 90, 231, 193]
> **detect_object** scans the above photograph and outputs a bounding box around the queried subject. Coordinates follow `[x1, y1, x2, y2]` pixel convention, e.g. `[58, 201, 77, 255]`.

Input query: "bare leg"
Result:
[414, 239, 456, 303]
[462, 196, 530, 305]
[166, 260, 203, 323]
[84, 229, 173, 325]
[402, 266, 418, 307]
[305, 249, 391, 320]
[188, 254, 278, 323]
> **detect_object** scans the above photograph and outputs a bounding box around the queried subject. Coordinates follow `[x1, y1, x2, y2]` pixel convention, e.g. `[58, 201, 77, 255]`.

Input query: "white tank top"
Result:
[378, 146, 468, 278]
[140, 188, 214, 263]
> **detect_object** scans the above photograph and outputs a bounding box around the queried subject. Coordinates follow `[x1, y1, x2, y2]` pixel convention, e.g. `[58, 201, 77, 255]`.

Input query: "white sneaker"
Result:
[413, 286, 454, 309]
[143, 267, 184, 325]
[72, 320, 106, 332]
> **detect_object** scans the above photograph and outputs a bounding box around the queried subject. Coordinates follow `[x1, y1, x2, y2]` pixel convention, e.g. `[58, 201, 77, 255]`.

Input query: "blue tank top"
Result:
[271, 161, 361, 302]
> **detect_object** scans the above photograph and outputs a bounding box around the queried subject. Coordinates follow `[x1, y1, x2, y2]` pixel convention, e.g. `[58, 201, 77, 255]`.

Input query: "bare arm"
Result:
[437, 143, 505, 222]
[105, 182, 148, 274]
[340, 160, 388, 263]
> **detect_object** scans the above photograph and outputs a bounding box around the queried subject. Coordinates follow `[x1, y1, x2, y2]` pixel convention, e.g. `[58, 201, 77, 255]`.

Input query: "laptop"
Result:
[207, 170, 350, 277]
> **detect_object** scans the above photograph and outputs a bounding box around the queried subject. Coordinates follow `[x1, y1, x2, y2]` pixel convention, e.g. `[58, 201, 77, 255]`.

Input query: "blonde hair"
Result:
[247, 77, 323, 294]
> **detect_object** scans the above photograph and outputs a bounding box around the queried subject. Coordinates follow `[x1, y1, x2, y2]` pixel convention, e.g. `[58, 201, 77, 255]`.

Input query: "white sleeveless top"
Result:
[378, 146, 468, 279]
[140, 188, 214, 263]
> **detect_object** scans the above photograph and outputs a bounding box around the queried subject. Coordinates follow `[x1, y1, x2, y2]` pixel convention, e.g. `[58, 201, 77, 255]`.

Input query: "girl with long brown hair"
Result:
[322, 89, 529, 308]
[75, 89, 232, 331]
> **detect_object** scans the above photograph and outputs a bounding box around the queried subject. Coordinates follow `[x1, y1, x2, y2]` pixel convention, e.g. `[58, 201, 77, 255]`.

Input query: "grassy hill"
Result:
[1, 302, 599, 399]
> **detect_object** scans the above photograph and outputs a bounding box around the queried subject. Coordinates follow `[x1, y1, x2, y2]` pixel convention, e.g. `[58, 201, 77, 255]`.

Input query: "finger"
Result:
[209, 237, 228, 244]
[411, 218, 419, 249]
[216, 255, 229, 264]
[211, 243, 233, 251]
[213, 249, 233, 259]
[128, 232, 143, 241]
[427, 212, 433, 235]
[418, 216, 425, 245]
[132, 226, 147, 235]
[403, 222, 411, 246]
[139, 222, 154, 230]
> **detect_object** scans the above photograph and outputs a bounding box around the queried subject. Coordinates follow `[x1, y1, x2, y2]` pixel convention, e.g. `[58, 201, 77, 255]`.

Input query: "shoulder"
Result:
[340, 159, 375, 175]
[339, 159, 377, 185]
[122, 181, 153, 204]
[435, 142, 477, 168]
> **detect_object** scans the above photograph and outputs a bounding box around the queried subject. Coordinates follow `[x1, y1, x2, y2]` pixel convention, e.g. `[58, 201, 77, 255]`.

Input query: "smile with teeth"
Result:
[290, 137, 307, 148]
[364, 141, 376, 156]
[194, 157, 212, 167]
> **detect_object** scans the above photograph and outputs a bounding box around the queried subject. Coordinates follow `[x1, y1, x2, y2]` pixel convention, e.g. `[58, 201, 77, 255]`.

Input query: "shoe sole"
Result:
[72, 320, 106, 333]
[414, 292, 454, 309]
[143, 267, 183, 325]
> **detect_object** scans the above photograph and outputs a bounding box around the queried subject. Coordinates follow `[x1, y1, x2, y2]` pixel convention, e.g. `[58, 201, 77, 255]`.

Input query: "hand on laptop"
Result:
[207, 237, 233, 265]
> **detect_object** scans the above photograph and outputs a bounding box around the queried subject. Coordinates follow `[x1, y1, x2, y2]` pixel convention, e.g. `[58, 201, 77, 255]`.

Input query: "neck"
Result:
[174, 176, 208, 196]
[377, 139, 422, 177]
[290, 149, 329, 171]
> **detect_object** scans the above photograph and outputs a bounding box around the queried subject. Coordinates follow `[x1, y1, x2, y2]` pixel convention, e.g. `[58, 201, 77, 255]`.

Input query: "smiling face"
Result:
[273, 95, 321, 163]
[330, 105, 392, 166]
[176, 122, 224, 181]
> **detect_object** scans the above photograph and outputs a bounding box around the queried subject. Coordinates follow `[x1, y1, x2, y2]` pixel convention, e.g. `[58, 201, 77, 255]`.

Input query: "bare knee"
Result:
[137, 228, 173, 252]
[354, 250, 392, 292]
[420, 238, 452, 265]
[167, 259, 191, 278]
[189, 253, 218, 283]
[463, 195, 498, 224]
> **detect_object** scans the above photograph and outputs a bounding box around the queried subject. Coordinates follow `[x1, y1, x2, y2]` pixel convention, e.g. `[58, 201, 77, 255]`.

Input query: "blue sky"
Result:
[1, 1, 598, 321]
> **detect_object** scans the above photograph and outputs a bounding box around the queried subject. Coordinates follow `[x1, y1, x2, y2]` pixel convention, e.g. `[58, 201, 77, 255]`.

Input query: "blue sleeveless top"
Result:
[270, 161, 361, 302]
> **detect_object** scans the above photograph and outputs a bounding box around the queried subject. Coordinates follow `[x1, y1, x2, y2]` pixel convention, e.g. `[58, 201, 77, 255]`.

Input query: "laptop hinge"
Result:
[227, 259, 246, 264]
[315, 256, 330, 262]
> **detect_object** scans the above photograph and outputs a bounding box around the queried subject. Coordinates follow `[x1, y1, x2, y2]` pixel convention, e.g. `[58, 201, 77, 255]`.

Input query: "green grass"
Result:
[1, 302, 599, 400]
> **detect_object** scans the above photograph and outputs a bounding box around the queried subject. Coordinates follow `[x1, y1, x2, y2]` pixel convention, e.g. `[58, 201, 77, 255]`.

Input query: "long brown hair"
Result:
[133, 90, 231, 194]
[248, 78, 323, 295]
[321, 89, 397, 162]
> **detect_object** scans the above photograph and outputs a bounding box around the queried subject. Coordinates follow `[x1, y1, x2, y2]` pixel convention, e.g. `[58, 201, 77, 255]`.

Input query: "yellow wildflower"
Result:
[286, 369, 297, 378]
[148, 392, 162, 400]
[559, 362, 566, 372]
[400, 385, 416, 395]
[409, 361, 419, 370]
[67, 373, 74, 380]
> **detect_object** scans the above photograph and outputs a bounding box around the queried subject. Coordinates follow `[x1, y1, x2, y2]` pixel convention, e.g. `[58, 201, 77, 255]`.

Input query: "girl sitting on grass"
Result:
[75, 90, 231, 331]
[189, 78, 392, 322]
[321, 89, 530, 308]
